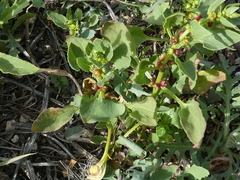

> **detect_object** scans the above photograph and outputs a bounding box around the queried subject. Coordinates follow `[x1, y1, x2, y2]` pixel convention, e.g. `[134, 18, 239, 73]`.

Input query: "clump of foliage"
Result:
[1, 0, 240, 179]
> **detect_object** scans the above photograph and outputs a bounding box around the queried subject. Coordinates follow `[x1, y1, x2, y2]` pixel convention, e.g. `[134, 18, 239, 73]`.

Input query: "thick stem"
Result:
[101, 124, 113, 162]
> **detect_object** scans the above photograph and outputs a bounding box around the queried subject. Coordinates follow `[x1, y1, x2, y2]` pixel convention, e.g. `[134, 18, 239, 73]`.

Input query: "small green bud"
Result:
[229, 13, 240, 19]
[68, 24, 76, 29]
[168, 48, 174, 55]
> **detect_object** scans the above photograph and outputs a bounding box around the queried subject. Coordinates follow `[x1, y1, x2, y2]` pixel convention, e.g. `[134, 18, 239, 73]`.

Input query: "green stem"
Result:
[124, 122, 142, 138]
[152, 54, 172, 98]
[161, 87, 184, 107]
[179, 29, 190, 42]
[101, 124, 113, 161]
[223, 83, 231, 143]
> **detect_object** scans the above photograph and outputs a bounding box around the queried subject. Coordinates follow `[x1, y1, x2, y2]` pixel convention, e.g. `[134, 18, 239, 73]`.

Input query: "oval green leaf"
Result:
[47, 10, 68, 29]
[32, 105, 78, 133]
[0, 52, 41, 75]
[80, 95, 125, 123]
[127, 97, 157, 126]
[178, 99, 206, 147]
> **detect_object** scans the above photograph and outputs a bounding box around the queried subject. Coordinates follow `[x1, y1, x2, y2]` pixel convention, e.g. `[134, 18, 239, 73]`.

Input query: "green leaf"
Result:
[111, 46, 131, 71]
[67, 43, 81, 71]
[76, 57, 91, 72]
[210, 28, 240, 48]
[127, 26, 168, 46]
[47, 10, 68, 29]
[101, 21, 137, 57]
[66, 36, 91, 48]
[0, 153, 36, 166]
[66, 8, 72, 20]
[114, 71, 132, 100]
[92, 39, 113, 62]
[220, 16, 240, 31]
[193, 69, 226, 95]
[175, 58, 196, 81]
[66, 37, 91, 71]
[74, 8, 83, 21]
[11, 13, 35, 33]
[128, 84, 151, 97]
[178, 99, 206, 146]
[133, 61, 152, 85]
[149, 133, 159, 143]
[190, 21, 224, 50]
[0, 52, 41, 75]
[79, 26, 96, 39]
[164, 12, 185, 34]
[141, 1, 169, 25]
[0, 0, 30, 28]
[224, 3, 240, 17]
[87, 14, 98, 27]
[183, 165, 209, 179]
[98, 70, 114, 87]
[198, 0, 216, 17]
[80, 95, 125, 123]
[90, 135, 106, 144]
[32, 0, 43, 8]
[7, 32, 20, 56]
[127, 97, 157, 126]
[69, 94, 82, 114]
[32, 105, 78, 133]
[192, 43, 215, 56]
[207, 0, 225, 14]
[190, 20, 212, 40]
[151, 169, 174, 180]
[64, 125, 84, 141]
[190, 20, 240, 50]
[117, 136, 146, 157]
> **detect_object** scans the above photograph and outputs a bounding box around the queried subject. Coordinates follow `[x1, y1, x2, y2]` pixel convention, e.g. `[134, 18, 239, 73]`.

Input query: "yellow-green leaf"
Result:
[0, 52, 41, 75]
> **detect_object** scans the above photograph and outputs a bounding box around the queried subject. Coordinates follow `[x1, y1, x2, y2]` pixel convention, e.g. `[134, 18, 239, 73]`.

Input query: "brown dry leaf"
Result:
[209, 156, 230, 174]
[116, 152, 125, 164]
[194, 56, 203, 72]
[82, 78, 97, 96]
[62, 159, 78, 178]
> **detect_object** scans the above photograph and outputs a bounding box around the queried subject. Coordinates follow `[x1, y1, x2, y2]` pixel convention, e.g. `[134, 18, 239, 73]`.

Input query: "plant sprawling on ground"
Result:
[1, 0, 240, 179]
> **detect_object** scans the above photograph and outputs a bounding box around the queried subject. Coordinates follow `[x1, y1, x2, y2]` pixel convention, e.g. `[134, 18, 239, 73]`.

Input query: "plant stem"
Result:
[161, 87, 184, 107]
[124, 122, 142, 138]
[223, 82, 231, 143]
[101, 124, 113, 161]
[41, 68, 83, 95]
[152, 54, 172, 98]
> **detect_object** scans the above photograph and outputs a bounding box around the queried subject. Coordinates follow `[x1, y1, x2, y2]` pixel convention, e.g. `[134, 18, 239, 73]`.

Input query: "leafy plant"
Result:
[1, 0, 240, 179]
[47, 3, 102, 38]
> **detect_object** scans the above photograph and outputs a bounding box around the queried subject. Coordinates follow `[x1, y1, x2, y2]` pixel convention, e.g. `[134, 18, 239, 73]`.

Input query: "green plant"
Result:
[47, 2, 103, 38]
[0, 0, 43, 56]
[1, 0, 240, 179]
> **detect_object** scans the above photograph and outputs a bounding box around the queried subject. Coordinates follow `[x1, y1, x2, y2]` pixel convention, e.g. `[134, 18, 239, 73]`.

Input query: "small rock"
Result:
[11, 135, 19, 143]
[5, 120, 16, 131]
